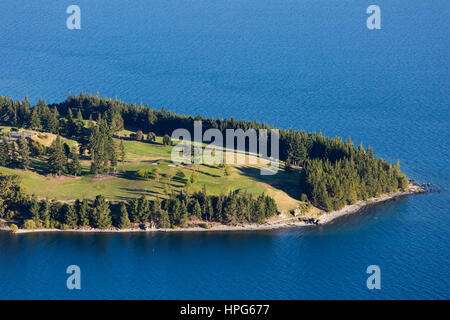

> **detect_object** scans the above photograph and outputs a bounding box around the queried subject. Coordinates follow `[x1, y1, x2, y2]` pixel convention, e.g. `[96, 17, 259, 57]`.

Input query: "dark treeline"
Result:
[0, 173, 277, 229]
[0, 93, 409, 211]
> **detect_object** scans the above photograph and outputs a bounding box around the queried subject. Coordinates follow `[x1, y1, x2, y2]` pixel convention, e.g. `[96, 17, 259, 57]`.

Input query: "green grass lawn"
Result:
[0, 133, 301, 211]
[119, 138, 172, 160]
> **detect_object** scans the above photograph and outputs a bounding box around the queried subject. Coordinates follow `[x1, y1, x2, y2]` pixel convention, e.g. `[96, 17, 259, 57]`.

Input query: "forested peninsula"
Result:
[0, 93, 421, 233]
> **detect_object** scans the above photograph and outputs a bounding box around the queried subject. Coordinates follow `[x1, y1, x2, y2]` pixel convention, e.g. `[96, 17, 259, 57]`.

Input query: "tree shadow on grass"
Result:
[234, 165, 301, 200]
[121, 170, 147, 181]
[30, 158, 50, 175]
[193, 169, 221, 178]
[181, 165, 221, 178]
[119, 187, 161, 198]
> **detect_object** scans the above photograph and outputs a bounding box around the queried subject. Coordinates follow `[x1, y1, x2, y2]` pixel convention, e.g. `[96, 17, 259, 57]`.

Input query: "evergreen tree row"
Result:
[0, 172, 277, 229]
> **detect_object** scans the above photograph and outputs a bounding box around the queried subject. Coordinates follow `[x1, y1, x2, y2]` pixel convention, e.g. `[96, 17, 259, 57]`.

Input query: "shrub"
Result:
[163, 134, 171, 146]
[30, 140, 46, 156]
[60, 224, 71, 230]
[135, 130, 144, 141]
[300, 203, 312, 214]
[136, 169, 149, 179]
[23, 219, 36, 230]
[201, 223, 212, 229]
[10, 224, 18, 233]
[175, 170, 186, 179]
[150, 167, 161, 180]
[50, 220, 60, 229]
[189, 172, 197, 184]
[147, 132, 156, 142]
[5, 210, 16, 220]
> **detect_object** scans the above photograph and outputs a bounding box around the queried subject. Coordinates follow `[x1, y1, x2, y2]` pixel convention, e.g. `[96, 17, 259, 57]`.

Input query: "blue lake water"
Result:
[0, 0, 449, 299]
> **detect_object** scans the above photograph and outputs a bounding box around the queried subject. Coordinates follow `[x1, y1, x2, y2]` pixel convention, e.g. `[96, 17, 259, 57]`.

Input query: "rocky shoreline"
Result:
[0, 183, 427, 234]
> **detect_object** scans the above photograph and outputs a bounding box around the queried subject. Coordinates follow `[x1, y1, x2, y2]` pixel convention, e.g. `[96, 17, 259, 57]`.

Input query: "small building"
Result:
[0, 131, 36, 142]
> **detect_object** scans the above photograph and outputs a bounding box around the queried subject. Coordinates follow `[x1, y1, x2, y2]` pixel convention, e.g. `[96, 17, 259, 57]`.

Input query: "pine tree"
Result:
[0, 138, 9, 166]
[74, 199, 90, 226]
[64, 204, 78, 228]
[192, 200, 202, 218]
[49, 136, 67, 175]
[398, 174, 409, 191]
[40, 199, 50, 225]
[9, 141, 19, 167]
[255, 196, 266, 223]
[159, 209, 171, 228]
[88, 121, 116, 174]
[215, 196, 223, 222]
[30, 108, 41, 130]
[109, 140, 118, 171]
[118, 203, 131, 229]
[29, 196, 40, 223]
[204, 198, 213, 221]
[265, 195, 277, 218]
[68, 108, 73, 122]
[39, 199, 50, 221]
[170, 199, 181, 226]
[224, 195, 238, 225]
[110, 113, 124, 133]
[151, 198, 161, 222]
[18, 138, 31, 170]
[68, 146, 82, 176]
[92, 195, 111, 229]
[128, 198, 140, 223]
[76, 109, 83, 121]
[119, 139, 126, 163]
[89, 127, 103, 174]
[48, 108, 59, 134]
[179, 201, 189, 226]
[137, 196, 150, 223]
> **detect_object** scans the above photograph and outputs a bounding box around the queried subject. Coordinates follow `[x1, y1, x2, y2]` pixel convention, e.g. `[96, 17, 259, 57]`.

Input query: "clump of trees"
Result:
[0, 173, 25, 221]
[0, 97, 127, 177]
[48, 136, 68, 175]
[136, 167, 161, 180]
[0, 136, 33, 170]
[301, 145, 409, 212]
[88, 115, 119, 174]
